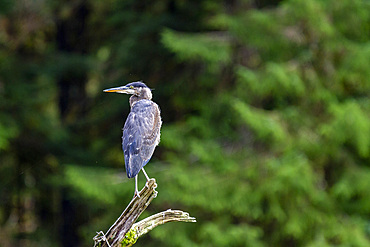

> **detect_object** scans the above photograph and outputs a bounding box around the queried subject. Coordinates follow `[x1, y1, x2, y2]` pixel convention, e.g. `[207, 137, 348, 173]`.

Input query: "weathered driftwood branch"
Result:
[123, 209, 196, 246]
[93, 178, 196, 247]
[93, 179, 158, 247]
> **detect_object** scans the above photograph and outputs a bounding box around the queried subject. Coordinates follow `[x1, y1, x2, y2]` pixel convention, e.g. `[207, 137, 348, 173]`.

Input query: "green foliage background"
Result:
[0, 0, 369, 246]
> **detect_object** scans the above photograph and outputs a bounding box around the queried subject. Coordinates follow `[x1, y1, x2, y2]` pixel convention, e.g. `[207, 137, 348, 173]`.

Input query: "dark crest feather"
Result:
[125, 81, 149, 88]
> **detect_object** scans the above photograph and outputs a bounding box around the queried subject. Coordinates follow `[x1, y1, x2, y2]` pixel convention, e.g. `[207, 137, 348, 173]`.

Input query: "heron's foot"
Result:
[145, 178, 153, 188]
[134, 190, 140, 198]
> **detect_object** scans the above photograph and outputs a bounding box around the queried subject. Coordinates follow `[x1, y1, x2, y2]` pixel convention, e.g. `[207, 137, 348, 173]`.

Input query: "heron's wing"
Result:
[122, 100, 161, 178]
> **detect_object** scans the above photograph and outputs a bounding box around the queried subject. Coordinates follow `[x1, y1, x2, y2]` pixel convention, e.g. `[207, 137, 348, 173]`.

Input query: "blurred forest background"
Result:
[0, 0, 369, 246]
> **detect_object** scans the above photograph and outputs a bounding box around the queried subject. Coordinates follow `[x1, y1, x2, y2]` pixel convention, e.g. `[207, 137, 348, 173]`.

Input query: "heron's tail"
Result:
[125, 156, 143, 178]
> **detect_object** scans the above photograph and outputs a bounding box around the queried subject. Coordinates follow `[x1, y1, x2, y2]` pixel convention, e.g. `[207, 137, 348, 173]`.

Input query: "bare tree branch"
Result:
[122, 209, 196, 246]
[93, 178, 196, 247]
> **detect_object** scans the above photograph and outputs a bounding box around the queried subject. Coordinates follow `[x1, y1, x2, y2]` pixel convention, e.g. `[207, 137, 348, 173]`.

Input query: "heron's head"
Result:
[103, 81, 152, 100]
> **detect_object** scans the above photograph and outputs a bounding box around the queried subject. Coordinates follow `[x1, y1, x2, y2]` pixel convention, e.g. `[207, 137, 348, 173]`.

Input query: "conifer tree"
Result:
[158, 0, 370, 246]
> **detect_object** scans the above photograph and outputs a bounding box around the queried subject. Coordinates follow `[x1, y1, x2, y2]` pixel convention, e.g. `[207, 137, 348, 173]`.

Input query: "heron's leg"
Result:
[134, 175, 140, 198]
[141, 168, 150, 181]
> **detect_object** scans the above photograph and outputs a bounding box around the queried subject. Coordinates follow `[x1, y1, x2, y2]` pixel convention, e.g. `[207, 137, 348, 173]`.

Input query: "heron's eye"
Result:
[130, 86, 134, 89]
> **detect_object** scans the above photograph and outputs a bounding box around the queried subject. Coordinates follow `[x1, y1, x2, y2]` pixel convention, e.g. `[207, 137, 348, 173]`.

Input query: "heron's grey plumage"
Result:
[122, 99, 161, 178]
[103, 81, 162, 197]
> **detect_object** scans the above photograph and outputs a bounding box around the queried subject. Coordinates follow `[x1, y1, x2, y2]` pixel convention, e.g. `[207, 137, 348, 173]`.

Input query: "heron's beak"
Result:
[103, 86, 136, 94]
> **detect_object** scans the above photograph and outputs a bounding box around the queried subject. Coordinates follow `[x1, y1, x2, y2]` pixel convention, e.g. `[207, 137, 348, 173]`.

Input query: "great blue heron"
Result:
[104, 81, 162, 197]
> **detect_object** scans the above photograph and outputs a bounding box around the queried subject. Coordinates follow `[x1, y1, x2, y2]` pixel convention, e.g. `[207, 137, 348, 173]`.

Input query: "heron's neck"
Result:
[129, 89, 152, 107]
[130, 87, 152, 107]
[129, 95, 141, 107]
